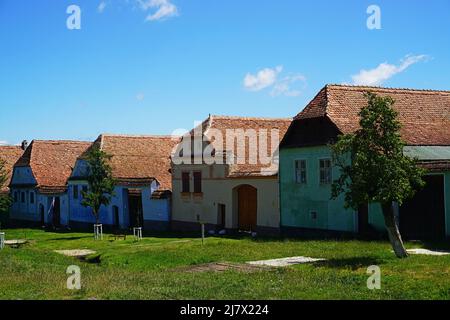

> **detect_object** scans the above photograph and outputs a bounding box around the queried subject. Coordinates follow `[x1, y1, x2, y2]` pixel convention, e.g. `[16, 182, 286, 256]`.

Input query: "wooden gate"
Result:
[400, 175, 446, 240]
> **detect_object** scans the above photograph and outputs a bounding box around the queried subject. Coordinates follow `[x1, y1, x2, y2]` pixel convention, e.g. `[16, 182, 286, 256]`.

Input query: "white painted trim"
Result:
[318, 157, 332, 185]
[293, 158, 307, 185]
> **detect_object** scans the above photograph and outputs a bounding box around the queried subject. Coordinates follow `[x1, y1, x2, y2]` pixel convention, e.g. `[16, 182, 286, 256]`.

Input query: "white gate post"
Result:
[0, 232, 4, 250]
[94, 224, 103, 240]
[133, 227, 142, 241]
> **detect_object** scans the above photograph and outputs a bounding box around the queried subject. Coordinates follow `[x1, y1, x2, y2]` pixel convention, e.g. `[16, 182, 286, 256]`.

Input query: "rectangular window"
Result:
[181, 172, 190, 193]
[30, 192, 35, 204]
[14, 192, 18, 202]
[294, 160, 307, 184]
[319, 159, 332, 184]
[21, 192, 25, 203]
[73, 185, 79, 200]
[193, 171, 202, 193]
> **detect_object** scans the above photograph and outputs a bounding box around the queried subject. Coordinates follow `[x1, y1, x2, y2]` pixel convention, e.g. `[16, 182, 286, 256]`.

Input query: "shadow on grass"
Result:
[313, 257, 384, 270]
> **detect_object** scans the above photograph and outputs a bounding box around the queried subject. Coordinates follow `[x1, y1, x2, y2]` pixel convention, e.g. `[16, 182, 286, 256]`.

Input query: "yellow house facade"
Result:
[171, 115, 291, 235]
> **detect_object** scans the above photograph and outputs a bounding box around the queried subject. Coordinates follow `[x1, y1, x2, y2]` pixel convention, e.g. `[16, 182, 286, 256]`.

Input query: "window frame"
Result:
[21, 192, 25, 203]
[319, 158, 332, 185]
[30, 191, 35, 204]
[193, 171, 202, 194]
[181, 172, 190, 193]
[294, 159, 307, 184]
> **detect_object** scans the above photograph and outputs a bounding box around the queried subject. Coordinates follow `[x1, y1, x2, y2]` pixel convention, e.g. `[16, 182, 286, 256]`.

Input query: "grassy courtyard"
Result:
[0, 228, 449, 300]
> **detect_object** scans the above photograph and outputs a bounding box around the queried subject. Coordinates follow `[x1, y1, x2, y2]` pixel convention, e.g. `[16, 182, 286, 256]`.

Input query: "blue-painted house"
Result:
[68, 134, 179, 231]
[9, 140, 91, 227]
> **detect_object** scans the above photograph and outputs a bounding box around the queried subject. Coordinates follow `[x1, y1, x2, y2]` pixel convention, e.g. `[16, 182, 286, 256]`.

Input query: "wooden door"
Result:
[53, 197, 61, 226]
[238, 185, 257, 231]
[128, 193, 144, 228]
[218, 204, 226, 229]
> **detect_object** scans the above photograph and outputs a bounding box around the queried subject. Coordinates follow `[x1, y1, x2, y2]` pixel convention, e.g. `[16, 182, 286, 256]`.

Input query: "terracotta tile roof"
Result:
[295, 84, 450, 145]
[13, 140, 91, 193]
[179, 115, 292, 177]
[0, 146, 24, 193]
[91, 134, 180, 191]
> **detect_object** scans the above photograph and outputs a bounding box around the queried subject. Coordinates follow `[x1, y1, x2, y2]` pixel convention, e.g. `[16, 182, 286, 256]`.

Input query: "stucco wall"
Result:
[279, 146, 357, 232]
[280, 146, 450, 237]
[67, 180, 166, 229]
[10, 166, 37, 185]
[10, 189, 69, 226]
[171, 163, 280, 230]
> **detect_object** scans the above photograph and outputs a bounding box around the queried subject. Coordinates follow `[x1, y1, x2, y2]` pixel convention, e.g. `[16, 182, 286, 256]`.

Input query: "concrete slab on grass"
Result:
[407, 248, 450, 256]
[4, 240, 28, 245]
[247, 256, 326, 267]
[55, 249, 96, 258]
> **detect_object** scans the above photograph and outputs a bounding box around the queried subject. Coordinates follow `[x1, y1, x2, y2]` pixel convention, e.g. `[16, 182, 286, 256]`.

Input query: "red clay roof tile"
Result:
[13, 140, 91, 193]
[295, 84, 450, 145]
[0, 146, 24, 193]
[94, 134, 180, 191]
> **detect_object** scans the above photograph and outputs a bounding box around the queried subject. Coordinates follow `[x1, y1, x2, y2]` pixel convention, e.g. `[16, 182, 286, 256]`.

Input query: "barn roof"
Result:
[12, 140, 91, 194]
[87, 134, 180, 191]
[295, 84, 450, 146]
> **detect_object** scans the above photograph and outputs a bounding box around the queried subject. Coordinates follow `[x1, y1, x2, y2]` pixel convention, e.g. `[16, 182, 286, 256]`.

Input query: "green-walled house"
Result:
[279, 84, 450, 240]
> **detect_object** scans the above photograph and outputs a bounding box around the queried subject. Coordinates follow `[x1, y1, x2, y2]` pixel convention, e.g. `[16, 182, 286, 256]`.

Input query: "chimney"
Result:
[21, 140, 28, 150]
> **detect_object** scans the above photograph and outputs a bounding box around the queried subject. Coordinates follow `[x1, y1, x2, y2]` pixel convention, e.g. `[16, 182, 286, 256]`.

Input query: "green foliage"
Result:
[81, 146, 116, 222]
[331, 92, 426, 209]
[0, 159, 12, 213]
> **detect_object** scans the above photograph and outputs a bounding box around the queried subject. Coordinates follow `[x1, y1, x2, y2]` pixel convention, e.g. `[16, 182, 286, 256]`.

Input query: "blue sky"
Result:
[1, 0, 449, 145]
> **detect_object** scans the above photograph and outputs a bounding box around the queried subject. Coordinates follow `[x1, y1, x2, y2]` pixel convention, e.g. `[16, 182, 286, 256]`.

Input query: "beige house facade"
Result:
[171, 115, 291, 235]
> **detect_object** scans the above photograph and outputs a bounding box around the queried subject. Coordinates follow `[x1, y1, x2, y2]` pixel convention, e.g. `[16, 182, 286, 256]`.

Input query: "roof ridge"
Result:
[327, 83, 450, 94]
[210, 115, 292, 121]
[100, 133, 180, 139]
[32, 139, 91, 144]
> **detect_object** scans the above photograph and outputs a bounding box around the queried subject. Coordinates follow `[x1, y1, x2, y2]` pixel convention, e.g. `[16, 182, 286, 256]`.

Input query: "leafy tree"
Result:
[81, 146, 116, 225]
[0, 159, 12, 213]
[331, 92, 425, 258]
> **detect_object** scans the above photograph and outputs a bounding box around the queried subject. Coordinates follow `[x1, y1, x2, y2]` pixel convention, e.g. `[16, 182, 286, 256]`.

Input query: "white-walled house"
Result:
[171, 115, 291, 235]
[9, 140, 91, 227]
[68, 134, 179, 232]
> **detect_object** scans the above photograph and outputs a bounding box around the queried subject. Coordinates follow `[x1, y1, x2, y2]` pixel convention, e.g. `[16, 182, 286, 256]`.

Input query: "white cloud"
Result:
[271, 74, 307, 97]
[244, 66, 306, 97]
[0, 141, 9, 146]
[351, 54, 429, 86]
[137, 0, 178, 21]
[136, 93, 145, 101]
[98, 1, 107, 13]
[244, 66, 283, 91]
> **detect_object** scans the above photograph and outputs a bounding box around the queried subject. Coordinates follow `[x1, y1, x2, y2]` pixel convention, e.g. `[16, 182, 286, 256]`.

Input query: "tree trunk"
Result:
[381, 202, 408, 258]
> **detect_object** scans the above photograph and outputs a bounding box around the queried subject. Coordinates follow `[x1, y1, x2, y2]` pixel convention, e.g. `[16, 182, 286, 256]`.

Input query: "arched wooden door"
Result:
[237, 185, 257, 231]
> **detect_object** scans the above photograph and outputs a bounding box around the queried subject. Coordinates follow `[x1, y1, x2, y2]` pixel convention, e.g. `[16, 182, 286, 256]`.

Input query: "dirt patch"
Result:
[173, 262, 271, 273]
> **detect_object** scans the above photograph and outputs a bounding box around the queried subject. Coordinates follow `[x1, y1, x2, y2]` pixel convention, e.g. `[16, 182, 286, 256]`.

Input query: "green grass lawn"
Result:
[0, 228, 449, 300]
